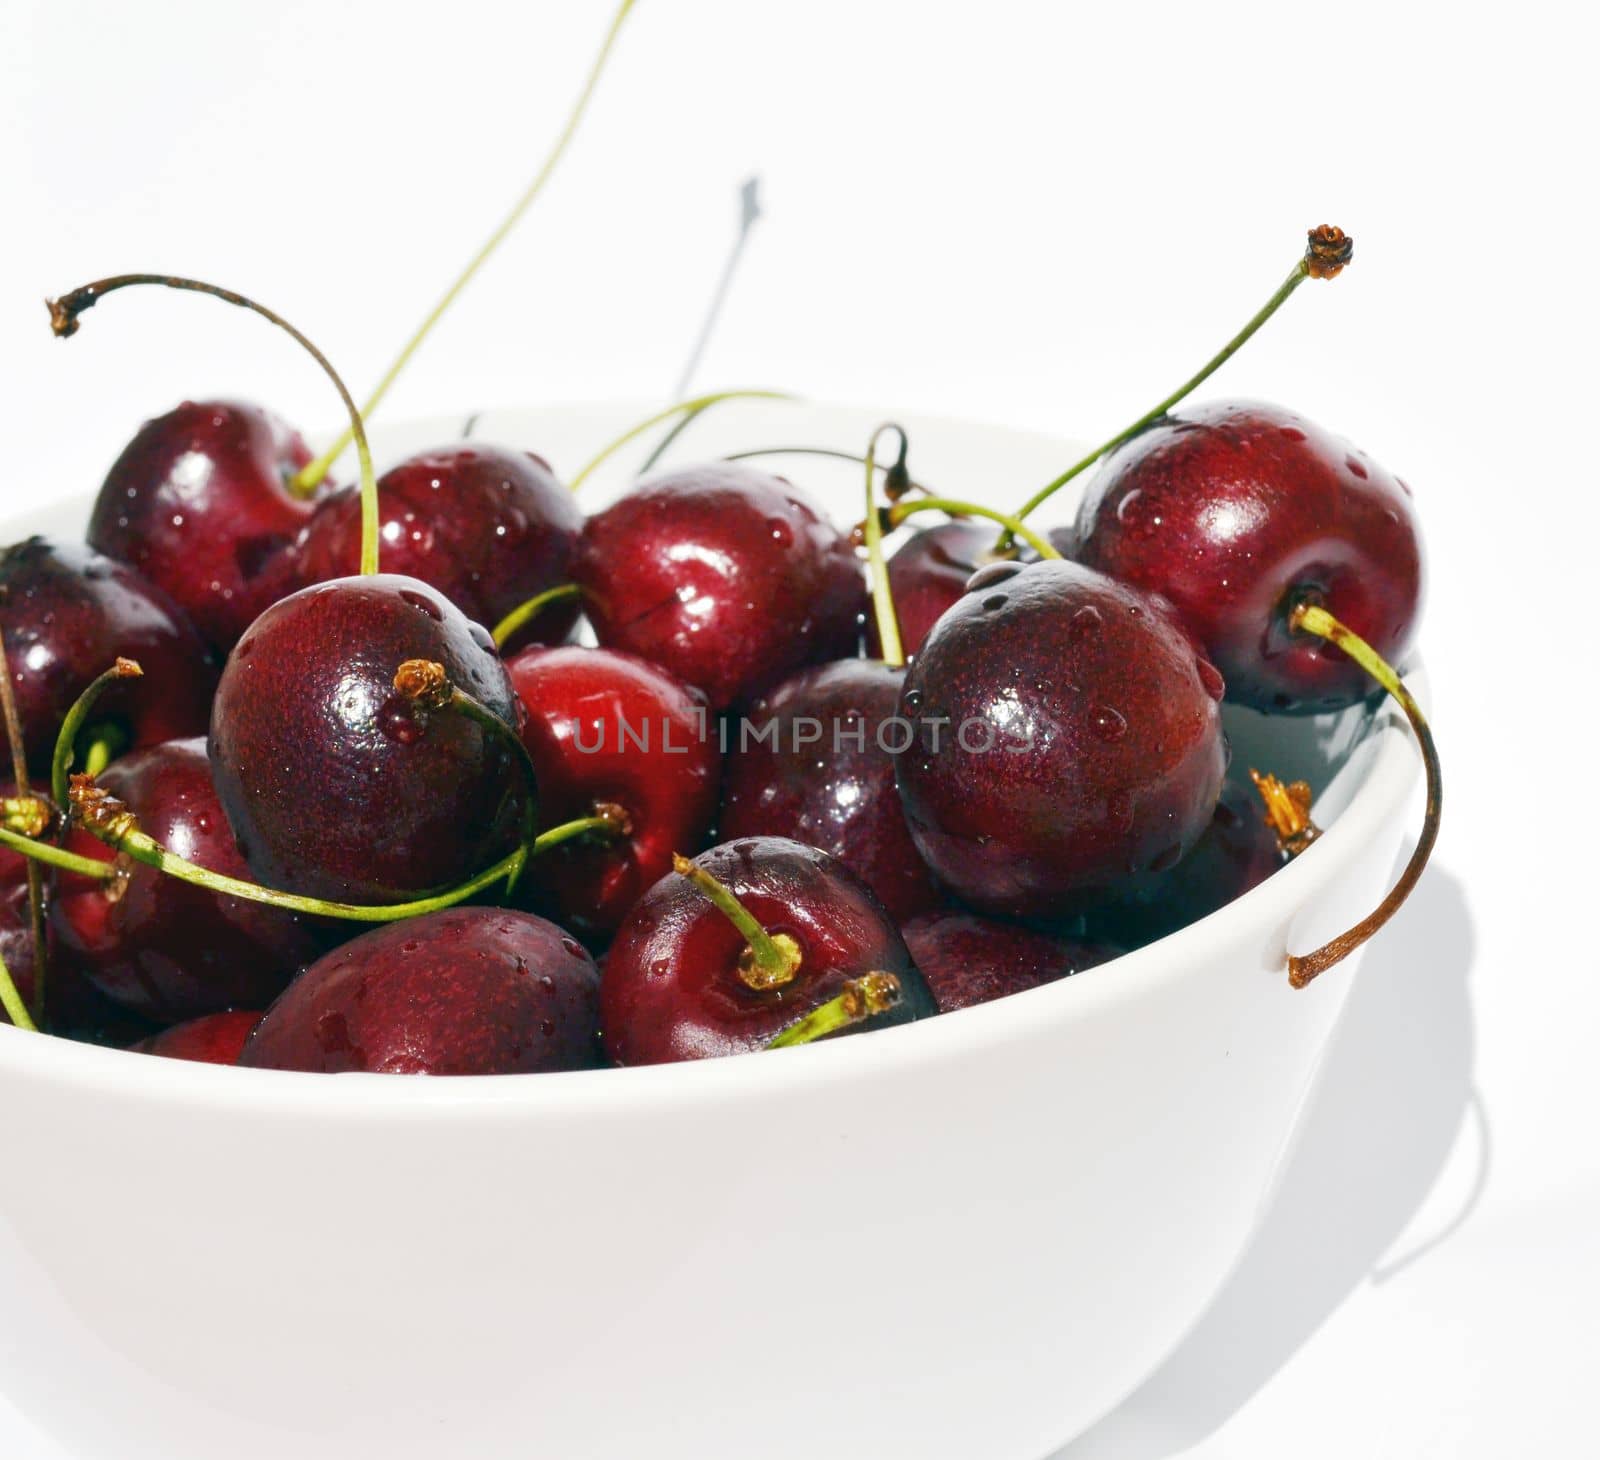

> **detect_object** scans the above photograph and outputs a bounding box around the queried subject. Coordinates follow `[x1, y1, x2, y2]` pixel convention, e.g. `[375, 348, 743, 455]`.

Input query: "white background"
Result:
[2, 1, 1597, 1455]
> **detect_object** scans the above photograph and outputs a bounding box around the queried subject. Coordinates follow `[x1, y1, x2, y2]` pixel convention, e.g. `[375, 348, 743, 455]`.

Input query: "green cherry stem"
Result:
[2, 796, 52, 838]
[886, 498, 1062, 562]
[491, 583, 582, 650]
[1282, 602, 1440, 988]
[48, 273, 382, 575]
[766, 972, 902, 1050]
[289, 0, 639, 494]
[671, 852, 802, 991]
[567, 390, 797, 492]
[863, 424, 908, 669]
[51, 657, 141, 809]
[0, 944, 36, 1033]
[81, 728, 125, 778]
[0, 826, 119, 881]
[0, 625, 48, 1024]
[1003, 225, 1354, 544]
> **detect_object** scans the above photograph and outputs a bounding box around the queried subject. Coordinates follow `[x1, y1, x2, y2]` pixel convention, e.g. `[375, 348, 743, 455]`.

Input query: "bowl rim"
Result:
[0, 401, 1430, 1117]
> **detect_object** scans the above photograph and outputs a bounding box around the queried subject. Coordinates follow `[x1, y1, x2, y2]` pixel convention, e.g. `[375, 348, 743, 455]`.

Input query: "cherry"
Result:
[1073, 400, 1424, 712]
[878, 519, 1016, 660]
[239, 906, 602, 1075]
[210, 575, 526, 903]
[132, 1009, 262, 1065]
[268, 445, 584, 650]
[86, 399, 322, 652]
[600, 836, 935, 1065]
[1083, 774, 1287, 948]
[900, 908, 1120, 1014]
[0, 537, 216, 771]
[572, 462, 866, 710]
[893, 558, 1227, 919]
[52, 737, 322, 1021]
[505, 644, 719, 937]
[719, 659, 943, 923]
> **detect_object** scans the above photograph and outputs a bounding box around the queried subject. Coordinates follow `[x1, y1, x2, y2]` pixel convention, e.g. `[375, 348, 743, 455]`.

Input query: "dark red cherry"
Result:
[894, 559, 1227, 919]
[505, 644, 719, 937]
[239, 907, 602, 1075]
[719, 659, 943, 922]
[132, 1010, 262, 1065]
[209, 575, 524, 903]
[1085, 775, 1286, 948]
[52, 737, 321, 1021]
[87, 400, 322, 651]
[901, 908, 1120, 1013]
[0, 537, 216, 772]
[270, 445, 583, 649]
[600, 836, 935, 1066]
[874, 518, 1017, 659]
[572, 463, 866, 710]
[0, 882, 44, 1024]
[1073, 400, 1424, 713]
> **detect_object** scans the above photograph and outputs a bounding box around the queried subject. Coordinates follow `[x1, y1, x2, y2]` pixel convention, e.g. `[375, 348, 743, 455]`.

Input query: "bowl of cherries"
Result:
[0, 26, 1438, 1453]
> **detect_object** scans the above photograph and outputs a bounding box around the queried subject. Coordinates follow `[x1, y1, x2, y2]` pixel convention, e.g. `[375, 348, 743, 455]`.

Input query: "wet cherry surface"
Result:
[901, 907, 1121, 1013]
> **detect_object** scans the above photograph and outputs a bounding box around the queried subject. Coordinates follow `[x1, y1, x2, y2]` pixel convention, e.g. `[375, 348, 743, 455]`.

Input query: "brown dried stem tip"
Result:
[765, 971, 904, 1049]
[393, 659, 453, 711]
[68, 773, 140, 845]
[1304, 225, 1353, 280]
[1249, 769, 1322, 857]
[592, 800, 635, 837]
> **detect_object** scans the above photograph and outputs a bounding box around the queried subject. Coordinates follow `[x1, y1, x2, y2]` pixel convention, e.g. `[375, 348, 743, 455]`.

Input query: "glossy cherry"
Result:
[506, 644, 719, 937]
[239, 906, 602, 1075]
[1073, 400, 1424, 712]
[52, 737, 322, 1021]
[209, 575, 524, 904]
[87, 399, 323, 651]
[719, 659, 943, 923]
[894, 558, 1227, 919]
[600, 836, 935, 1065]
[132, 1009, 262, 1065]
[0, 537, 216, 771]
[901, 908, 1120, 1014]
[572, 463, 866, 710]
[1084, 774, 1286, 949]
[270, 445, 583, 649]
[876, 519, 1017, 660]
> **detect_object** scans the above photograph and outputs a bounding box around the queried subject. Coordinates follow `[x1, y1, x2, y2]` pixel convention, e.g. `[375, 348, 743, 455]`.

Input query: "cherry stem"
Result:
[766, 973, 902, 1050]
[1249, 768, 1322, 857]
[670, 852, 802, 991]
[1283, 601, 1439, 988]
[722, 444, 920, 497]
[288, 0, 639, 494]
[47, 274, 382, 574]
[393, 660, 541, 885]
[51, 657, 141, 809]
[491, 583, 582, 650]
[81, 727, 125, 778]
[887, 498, 1062, 562]
[863, 424, 908, 669]
[567, 390, 797, 492]
[1002, 225, 1353, 545]
[0, 945, 36, 1033]
[0, 626, 48, 1024]
[0, 825, 119, 881]
[1, 796, 52, 839]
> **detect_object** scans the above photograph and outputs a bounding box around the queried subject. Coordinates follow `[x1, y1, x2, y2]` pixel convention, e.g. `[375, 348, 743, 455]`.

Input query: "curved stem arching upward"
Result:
[567, 390, 796, 492]
[863, 424, 907, 669]
[48, 274, 382, 574]
[1284, 602, 1440, 987]
[289, 0, 640, 493]
[1003, 225, 1353, 542]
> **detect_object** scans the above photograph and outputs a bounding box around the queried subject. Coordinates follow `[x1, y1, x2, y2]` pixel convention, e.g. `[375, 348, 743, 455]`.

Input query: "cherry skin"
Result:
[875, 519, 1018, 660]
[505, 644, 720, 938]
[239, 906, 602, 1075]
[267, 445, 584, 650]
[132, 1010, 262, 1065]
[52, 737, 323, 1021]
[600, 836, 935, 1066]
[1085, 775, 1285, 949]
[1073, 399, 1424, 713]
[572, 463, 866, 710]
[0, 537, 217, 772]
[209, 575, 524, 904]
[718, 659, 943, 923]
[894, 558, 1227, 919]
[900, 908, 1120, 1014]
[87, 400, 323, 652]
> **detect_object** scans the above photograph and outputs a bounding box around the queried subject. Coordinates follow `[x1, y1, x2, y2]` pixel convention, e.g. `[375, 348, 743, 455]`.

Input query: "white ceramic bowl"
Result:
[0, 402, 1426, 1459]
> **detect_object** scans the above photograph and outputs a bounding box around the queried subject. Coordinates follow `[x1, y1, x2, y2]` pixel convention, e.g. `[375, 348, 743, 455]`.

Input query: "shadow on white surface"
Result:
[1054, 859, 1480, 1460]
